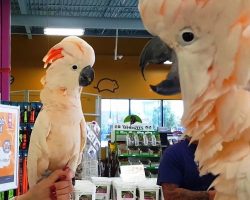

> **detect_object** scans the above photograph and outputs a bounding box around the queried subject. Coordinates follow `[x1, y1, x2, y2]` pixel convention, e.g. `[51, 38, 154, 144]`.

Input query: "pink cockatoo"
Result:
[139, 0, 250, 199]
[27, 36, 95, 187]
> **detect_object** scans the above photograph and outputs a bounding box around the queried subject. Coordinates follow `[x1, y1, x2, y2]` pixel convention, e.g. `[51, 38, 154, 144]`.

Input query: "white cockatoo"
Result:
[27, 36, 95, 187]
[139, 0, 250, 199]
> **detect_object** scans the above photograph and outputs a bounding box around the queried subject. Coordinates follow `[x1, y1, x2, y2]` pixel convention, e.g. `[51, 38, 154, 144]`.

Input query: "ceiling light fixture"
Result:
[164, 60, 173, 65]
[44, 28, 84, 36]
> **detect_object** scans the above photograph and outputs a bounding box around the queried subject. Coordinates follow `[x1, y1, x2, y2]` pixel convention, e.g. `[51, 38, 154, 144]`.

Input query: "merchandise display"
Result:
[111, 120, 161, 178]
[0, 100, 103, 200]
[76, 121, 101, 180]
[73, 176, 164, 200]
[0, 105, 19, 191]
[0, 101, 42, 199]
[110, 177, 161, 200]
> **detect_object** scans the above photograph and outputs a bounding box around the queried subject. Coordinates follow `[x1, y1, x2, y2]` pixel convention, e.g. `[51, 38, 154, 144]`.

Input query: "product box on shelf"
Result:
[128, 147, 140, 155]
[112, 178, 137, 200]
[117, 143, 128, 155]
[118, 157, 129, 166]
[160, 187, 165, 200]
[139, 146, 150, 156]
[89, 177, 164, 200]
[149, 147, 161, 156]
[128, 157, 141, 166]
[112, 123, 154, 143]
[91, 177, 112, 200]
[74, 180, 96, 200]
[138, 179, 160, 200]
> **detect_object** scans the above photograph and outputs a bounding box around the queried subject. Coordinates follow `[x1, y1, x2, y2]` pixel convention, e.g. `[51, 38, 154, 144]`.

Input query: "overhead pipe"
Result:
[114, 29, 123, 61]
[114, 29, 118, 60]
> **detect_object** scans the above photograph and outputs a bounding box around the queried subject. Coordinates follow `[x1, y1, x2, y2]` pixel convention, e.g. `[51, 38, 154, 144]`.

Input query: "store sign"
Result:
[113, 123, 154, 131]
[0, 104, 20, 192]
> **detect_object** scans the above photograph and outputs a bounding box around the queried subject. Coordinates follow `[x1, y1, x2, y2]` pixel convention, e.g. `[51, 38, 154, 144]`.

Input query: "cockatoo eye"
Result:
[72, 65, 78, 70]
[182, 32, 194, 42]
[178, 28, 196, 46]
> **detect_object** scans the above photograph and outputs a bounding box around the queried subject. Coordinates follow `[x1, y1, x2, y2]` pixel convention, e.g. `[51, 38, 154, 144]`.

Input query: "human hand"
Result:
[18, 168, 74, 200]
[208, 190, 216, 200]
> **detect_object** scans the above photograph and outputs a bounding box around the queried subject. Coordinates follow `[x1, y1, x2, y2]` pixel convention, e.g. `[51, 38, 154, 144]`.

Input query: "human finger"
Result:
[61, 168, 75, 181]
[49, 184, 57, 200]
[57, 193, 72, 200]
[55, 182, 74, 195]
[48, 169, 68, 183]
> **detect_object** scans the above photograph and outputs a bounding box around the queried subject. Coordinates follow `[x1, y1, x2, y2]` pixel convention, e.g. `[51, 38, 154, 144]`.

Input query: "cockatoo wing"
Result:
[78, 118, 87, 165]
[27, 109, 51, 187]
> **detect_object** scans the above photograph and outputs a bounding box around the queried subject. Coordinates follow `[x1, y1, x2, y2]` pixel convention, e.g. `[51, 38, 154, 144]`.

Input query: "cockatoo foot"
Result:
[37, 169, 52, 183]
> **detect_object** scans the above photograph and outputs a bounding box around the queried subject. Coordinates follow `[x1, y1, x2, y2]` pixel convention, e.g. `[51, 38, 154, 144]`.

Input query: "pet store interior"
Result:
[0, 0, 221, 200]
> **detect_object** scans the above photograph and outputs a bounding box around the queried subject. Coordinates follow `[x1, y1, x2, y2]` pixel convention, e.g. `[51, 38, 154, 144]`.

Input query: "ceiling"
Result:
[11, 0, 152, 39]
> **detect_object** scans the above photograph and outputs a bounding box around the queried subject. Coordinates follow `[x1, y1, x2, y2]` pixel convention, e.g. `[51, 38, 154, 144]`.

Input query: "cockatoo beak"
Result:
[139, 37, 180, 95]
[79, 65, 95, 86]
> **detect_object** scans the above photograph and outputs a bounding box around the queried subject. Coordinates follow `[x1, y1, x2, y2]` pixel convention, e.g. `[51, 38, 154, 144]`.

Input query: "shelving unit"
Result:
[10, 90, 101, 126]
[0, 101, 42, 198]
[10, 90, 102, 161]
[111, 123, 162, 178]
[0, 91, 102, 198]
[118, 154, 160, 158]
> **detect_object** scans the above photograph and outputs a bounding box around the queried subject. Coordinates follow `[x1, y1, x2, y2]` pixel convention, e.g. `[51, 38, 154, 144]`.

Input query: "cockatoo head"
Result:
[42, 36, 95, 91]
[139, 0, 250, 110]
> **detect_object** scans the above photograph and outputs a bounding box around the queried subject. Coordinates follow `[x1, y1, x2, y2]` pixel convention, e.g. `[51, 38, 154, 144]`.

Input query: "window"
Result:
[130, 100, 162, 129]
[100, 99, 184, 145]
[163, 100, 184, 131]
[101, 99, 129, 144]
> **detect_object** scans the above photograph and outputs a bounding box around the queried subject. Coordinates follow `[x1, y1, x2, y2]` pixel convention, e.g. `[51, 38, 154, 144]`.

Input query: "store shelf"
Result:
[113, 124, 162, 177]
[20, 122, 35, 127]
[145, 166, 159, 170]
[118, 154, 160, 158]
[127, 145, 161, 148]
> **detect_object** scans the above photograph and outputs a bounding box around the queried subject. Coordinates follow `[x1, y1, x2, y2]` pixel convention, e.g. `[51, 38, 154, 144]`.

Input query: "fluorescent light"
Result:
[44, 28, 84, 36]
[164, 60, 173, 65]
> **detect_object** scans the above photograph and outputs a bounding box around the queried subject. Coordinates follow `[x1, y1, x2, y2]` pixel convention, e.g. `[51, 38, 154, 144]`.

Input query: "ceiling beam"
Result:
[11, 15, 146, 30]
[17, 0, 32, 39]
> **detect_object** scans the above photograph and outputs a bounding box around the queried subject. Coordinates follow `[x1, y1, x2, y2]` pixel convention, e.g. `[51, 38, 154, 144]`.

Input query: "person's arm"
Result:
[162, 183, 215, 200]
[14, 168, 74, 200]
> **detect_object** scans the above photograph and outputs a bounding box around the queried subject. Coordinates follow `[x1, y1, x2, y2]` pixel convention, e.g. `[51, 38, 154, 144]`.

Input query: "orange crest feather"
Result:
[43, 48, 64, 68]
[195, 0, 209, 7]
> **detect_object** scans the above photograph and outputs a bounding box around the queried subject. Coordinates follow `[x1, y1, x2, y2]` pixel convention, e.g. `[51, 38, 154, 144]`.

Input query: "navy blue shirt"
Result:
[157, 139, 215, 191]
